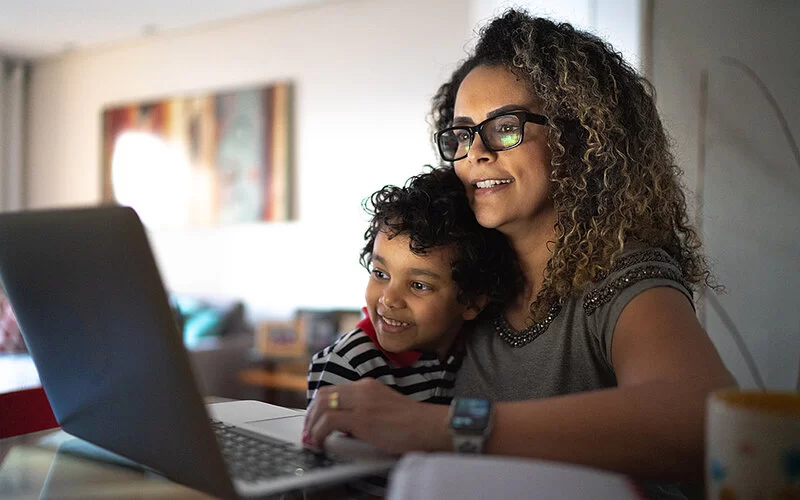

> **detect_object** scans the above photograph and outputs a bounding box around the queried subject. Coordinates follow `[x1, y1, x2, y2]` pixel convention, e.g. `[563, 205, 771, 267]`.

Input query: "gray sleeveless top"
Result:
[454, 245, 693, 499]
[455, 245, 692, 400]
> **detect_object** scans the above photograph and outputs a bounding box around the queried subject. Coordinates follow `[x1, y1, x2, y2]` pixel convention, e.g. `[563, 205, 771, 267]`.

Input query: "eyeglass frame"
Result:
[434, 111, 549, 162]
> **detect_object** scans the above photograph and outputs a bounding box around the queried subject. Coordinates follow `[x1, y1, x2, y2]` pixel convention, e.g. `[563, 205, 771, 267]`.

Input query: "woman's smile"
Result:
[474, 178, 514, 189]
[473, 177, 514, 197]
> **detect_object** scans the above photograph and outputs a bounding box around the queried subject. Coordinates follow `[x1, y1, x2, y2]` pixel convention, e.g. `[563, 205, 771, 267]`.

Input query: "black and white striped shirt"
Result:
[306, 316, 463, 407]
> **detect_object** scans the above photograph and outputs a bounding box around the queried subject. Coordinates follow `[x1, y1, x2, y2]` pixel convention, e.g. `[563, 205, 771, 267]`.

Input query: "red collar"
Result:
[358, 308, 423, 368]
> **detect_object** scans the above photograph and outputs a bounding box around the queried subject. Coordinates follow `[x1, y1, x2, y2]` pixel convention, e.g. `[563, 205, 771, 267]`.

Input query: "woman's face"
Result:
[452, 65, 555, 237]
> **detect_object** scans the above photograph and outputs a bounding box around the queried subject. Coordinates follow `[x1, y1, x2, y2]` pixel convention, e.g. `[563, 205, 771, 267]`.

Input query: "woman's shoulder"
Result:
[567, 243, 695, 368]
[603, 242, 681, 274]
[582, 243, 692, 316]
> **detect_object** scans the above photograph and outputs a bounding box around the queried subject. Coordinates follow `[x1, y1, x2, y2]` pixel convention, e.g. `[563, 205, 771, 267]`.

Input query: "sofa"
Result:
[172, 294, 255, 399]
[0, 334, 253, 399]
[0, 294, 255, 400]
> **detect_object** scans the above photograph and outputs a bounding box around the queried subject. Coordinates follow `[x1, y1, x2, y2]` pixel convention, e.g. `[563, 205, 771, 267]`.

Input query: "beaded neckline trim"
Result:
[493, 301, 562, 348]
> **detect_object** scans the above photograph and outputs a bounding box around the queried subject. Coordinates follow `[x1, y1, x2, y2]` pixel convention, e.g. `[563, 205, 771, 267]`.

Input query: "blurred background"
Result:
[0, 0, 797, 399]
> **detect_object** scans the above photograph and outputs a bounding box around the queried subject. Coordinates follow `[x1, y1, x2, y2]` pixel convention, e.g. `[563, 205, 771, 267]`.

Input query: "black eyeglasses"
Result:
[434, 111, 548, 162]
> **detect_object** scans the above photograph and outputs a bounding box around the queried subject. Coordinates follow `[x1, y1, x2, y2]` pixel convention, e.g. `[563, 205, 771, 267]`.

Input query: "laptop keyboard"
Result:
[210, 420, 349, 483]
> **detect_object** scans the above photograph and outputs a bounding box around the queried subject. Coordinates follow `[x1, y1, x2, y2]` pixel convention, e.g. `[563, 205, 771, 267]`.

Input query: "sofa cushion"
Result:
[172, 296, 249, 346]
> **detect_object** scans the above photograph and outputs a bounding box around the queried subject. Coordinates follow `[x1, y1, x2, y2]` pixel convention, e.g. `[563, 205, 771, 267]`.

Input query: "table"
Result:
[239, 352, 309, 408]
[0, 429, 375, 499]
[0, 429, 214, 499]
[0, 398, 374, 500]
[0, 426, 649, 500]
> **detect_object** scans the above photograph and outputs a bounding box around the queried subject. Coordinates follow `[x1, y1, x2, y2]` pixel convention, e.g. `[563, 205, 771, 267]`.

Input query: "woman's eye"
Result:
[496, 123, 519, 134]
[411, 282, 432, 292]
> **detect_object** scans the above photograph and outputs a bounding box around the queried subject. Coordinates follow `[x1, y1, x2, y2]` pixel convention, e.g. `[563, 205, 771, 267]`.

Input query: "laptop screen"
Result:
[0, 206, 236, 499]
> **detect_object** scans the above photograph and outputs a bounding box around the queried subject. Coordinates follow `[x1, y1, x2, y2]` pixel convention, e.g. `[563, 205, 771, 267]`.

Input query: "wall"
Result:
[652, 0, 800, 389]
[0, 59, 26, 211]
[471, 0, 641, 70]
[26, 0, 472, 319]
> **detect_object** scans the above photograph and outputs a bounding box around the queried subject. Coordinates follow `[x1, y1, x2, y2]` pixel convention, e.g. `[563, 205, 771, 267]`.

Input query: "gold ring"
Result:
[328, 391, 340, 410]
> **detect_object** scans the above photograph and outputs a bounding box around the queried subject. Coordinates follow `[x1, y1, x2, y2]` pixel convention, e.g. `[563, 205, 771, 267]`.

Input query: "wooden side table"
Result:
[238, 352, 309, 408]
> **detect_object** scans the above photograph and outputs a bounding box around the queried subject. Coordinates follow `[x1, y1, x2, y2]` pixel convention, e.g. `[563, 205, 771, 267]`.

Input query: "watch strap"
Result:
[452, 434, 485, 454]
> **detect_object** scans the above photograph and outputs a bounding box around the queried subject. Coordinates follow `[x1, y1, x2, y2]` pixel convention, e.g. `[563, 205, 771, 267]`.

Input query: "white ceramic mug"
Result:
[706, 389, 800, 499]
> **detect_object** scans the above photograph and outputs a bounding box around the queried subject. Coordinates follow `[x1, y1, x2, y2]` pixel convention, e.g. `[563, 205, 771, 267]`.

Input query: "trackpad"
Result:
[240, 415, 305, 444]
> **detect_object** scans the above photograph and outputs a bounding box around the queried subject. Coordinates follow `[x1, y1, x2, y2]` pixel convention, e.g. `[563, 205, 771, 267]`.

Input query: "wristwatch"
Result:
[448, 397, 493, 453]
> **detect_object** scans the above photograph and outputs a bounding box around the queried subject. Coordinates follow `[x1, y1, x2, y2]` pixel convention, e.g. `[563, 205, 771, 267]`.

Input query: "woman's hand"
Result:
[303, 378, 451, 455]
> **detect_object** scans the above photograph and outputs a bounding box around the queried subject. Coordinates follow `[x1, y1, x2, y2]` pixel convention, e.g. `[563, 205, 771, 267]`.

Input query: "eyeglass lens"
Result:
[438, 114, 524, 161]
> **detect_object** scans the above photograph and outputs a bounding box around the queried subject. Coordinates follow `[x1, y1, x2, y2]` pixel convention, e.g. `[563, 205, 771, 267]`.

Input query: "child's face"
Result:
[365, 231, 481, 359]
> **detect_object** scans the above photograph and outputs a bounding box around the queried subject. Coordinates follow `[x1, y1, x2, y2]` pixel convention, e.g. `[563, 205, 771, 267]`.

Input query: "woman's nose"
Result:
[466, 132, 496, 162]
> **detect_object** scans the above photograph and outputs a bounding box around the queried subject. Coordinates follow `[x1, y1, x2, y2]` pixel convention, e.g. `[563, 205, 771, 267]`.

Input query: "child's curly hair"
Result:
[431, 9, 716, 321]
[360, 167, 522, 316]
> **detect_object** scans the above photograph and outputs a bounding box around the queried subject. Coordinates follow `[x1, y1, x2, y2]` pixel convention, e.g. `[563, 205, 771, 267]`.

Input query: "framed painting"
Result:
[101, 82, 294, 227]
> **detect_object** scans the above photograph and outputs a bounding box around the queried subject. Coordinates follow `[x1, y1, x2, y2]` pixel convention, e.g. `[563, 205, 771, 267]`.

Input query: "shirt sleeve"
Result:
[584, 247, 694, 367]
[306, 333, 365, 406]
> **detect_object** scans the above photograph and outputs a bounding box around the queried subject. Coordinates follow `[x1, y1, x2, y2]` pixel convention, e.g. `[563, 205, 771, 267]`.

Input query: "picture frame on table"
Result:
[296, 309, 363, 354]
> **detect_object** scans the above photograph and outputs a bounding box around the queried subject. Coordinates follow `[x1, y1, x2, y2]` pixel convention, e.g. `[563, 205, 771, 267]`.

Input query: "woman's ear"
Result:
[462, 295, 489, 321]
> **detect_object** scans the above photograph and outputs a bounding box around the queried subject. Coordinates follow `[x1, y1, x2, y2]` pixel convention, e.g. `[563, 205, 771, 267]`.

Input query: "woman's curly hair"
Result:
[431, 9, 716, 321]
[360, 167, 523, 316]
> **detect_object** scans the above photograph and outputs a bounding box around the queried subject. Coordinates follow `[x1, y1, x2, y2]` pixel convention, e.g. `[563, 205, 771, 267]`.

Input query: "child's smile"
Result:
[376, 313, 412, 331]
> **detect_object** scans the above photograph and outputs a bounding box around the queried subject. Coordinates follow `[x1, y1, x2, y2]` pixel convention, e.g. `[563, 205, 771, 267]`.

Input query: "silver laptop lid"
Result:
[0, 206, 237, 499]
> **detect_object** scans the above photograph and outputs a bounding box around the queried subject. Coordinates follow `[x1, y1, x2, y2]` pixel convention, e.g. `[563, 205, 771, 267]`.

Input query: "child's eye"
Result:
[411, 281, 432, 292]
[371, 269, 389, 280]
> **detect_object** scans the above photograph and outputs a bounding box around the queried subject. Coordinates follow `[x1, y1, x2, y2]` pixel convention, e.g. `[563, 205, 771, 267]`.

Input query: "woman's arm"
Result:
[305, 287, 734, 481]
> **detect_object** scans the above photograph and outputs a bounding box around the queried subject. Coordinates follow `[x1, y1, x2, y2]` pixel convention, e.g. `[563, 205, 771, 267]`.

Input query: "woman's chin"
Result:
[469, 207, 492, 226]
[474, 212, 509, 231]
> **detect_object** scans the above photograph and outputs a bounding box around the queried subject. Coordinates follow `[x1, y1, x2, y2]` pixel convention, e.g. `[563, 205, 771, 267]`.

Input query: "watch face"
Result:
[450, 398, 491, 432]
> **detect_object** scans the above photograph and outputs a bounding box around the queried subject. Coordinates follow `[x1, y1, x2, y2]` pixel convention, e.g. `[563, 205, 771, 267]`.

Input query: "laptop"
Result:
[0, 205, 396, 499]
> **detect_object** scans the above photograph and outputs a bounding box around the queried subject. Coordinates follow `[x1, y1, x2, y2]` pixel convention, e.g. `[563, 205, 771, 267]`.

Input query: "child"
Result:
[307, 167, 520, 406]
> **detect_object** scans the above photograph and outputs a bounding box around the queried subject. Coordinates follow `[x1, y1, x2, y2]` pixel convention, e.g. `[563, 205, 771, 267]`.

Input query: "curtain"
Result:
[0, 57, 27, 212]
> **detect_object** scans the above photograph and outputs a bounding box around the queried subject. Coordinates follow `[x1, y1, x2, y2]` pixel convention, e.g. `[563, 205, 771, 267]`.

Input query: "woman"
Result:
[304, 9, 733, 489]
